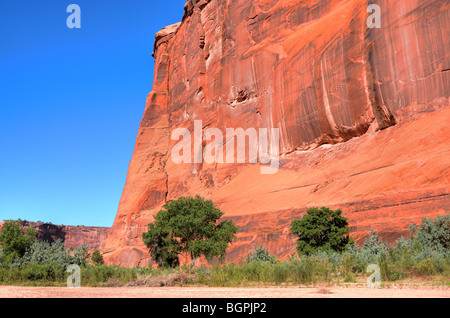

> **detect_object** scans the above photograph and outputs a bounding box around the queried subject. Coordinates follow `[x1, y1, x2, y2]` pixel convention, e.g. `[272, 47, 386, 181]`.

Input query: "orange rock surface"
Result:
[102, 0, 450, 266]
[0, 220, 109, 250]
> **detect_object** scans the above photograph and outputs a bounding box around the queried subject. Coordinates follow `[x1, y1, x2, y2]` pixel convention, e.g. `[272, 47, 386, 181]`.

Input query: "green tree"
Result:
[246, 244, 277, 264]
[290, 207, 354, 256]
[142, 222, 181, 268]
[142, 196, 238, 268]
[409, 214, 450, 255]
[0, 220, 38, 265]
[91, 249, 104, 266]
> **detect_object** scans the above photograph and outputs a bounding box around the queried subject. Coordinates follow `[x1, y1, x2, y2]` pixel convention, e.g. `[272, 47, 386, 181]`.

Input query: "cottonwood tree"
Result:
[143, 196, 238, 269]
[290, 207, 354, 256]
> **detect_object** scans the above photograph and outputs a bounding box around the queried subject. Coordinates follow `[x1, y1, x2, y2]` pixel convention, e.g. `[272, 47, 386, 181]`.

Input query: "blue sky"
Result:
[0, 0, 186, 227]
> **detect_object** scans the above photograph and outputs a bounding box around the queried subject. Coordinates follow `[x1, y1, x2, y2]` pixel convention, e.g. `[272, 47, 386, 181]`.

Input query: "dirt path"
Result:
[1, 286, 449, 298]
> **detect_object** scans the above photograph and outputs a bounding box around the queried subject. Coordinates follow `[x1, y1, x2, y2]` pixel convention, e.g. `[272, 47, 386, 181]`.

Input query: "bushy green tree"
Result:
[0, 220, 38, 265]
[91, 249, 105, 266]
[409, 214, 450, 256]
[290, 207, 354, 256]
[142, 223, 181, 268]
[143, 196, 238, 268]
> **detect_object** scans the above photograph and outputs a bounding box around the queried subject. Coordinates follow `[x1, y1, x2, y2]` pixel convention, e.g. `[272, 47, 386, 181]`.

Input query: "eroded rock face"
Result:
[0, 221, 110, 250]
[103, 0, 450, 267]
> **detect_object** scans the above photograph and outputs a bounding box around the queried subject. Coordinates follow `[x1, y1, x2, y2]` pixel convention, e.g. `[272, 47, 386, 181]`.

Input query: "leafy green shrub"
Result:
[0, 263, 65, 285]
[91, 249, 104, 265]
[246, 245, 277, 264]
[80, 265, 139, 286]
[430, 253, 450, 274]
[204, 257, 322, 286]
[314, 251, 343, 280]
[0, 266, 21, 283]
[288, 258, 317, 284]
[312, 256, 333, 283]
[390, 237, 414, 272]
[409, 215, 450, 260]
[16, 240, 90, 269]
[346, 230, 390, 273]
[414, 258, 436, 276]
[271, 262, 290, 283]
[377, 252, 406, 281]
[244, 261, 274, 282]
[362, 229, 390, 255]
[72, 244, 90, 267]
[193, 266, 212, 285]
[342, 253, 356, 282]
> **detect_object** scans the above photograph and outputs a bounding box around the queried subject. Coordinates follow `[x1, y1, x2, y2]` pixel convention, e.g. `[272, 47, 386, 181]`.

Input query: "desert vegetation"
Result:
[0, 209, 449, 287]
[142, 196, 238, 269]
[193, 212, 450, 287]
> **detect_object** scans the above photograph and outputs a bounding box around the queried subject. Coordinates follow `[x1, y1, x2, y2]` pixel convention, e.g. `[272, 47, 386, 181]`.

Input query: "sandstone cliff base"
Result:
[103, 107, 449, 266]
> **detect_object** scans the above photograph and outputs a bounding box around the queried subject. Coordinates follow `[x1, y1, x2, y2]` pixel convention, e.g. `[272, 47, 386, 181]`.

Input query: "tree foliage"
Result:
[290, 207, 354, 256]
[409, 214, 450, 255]
[15, 240, 90, 268]
[91, 249, 105, 266]
[246, 244, 278, 264]
[142, 196, 238, 268]
[0, 220, 38, 265]
[143, 222, 181, 268]
[361, 229, 389, 255]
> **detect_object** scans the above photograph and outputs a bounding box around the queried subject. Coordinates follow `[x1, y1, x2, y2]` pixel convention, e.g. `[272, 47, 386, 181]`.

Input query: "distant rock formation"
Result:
[103, 0, 450, 267]
[0, 220, 110, 250]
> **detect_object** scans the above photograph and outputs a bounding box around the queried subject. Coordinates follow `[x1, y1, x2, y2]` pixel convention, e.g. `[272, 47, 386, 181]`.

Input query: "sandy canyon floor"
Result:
[1, 285, 448, 298]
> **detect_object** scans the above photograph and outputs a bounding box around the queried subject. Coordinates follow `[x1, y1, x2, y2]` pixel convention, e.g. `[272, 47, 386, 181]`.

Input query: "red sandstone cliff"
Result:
[103, 0, 450, 266]
[0, 220, 110, 250]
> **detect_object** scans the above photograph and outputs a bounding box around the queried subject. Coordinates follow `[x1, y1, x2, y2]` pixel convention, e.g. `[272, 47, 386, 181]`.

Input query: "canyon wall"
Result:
[0, 220, 110, 250]
[102, 0, 450, 266]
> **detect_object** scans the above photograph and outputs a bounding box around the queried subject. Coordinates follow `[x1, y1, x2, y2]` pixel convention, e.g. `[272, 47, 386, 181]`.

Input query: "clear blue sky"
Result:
[0, 0, 186, 227]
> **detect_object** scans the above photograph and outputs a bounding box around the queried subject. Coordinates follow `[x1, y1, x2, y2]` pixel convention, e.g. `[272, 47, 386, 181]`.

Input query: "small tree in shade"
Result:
[91, 249, 104, 265]
[143, 196, 238, 269]
[290, 207, 354, 256]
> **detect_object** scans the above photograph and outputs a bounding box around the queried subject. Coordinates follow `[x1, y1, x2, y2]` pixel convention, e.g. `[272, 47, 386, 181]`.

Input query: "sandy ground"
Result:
[1, 285, 449, 298]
